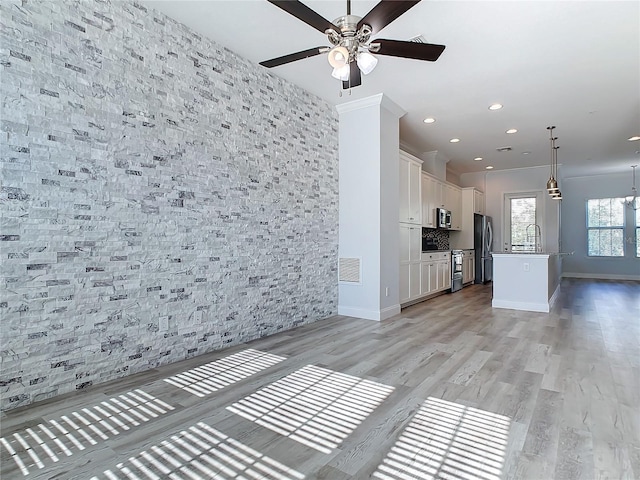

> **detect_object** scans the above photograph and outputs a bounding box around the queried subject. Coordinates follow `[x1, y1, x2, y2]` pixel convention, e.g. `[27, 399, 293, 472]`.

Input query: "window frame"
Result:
[635, 198, 640, 258]
[503, 191, 545, 253]
[586, 197, 625, 257]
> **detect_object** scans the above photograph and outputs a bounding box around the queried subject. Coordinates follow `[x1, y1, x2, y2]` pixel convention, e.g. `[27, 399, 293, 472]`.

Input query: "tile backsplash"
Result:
[422, 228, 450, 250]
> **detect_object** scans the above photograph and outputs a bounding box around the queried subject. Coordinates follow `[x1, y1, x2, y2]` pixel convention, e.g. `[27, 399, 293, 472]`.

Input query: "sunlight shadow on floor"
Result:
[91, 421, 305, 480]
[0, 390, 174, 477]
[373, 397, 511, 480]
[227, 365, 395, 454]
[163, 349, 286, 397]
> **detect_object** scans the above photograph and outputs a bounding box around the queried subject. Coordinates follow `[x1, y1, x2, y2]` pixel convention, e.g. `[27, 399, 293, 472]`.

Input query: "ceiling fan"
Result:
[259, 0, 446, 90]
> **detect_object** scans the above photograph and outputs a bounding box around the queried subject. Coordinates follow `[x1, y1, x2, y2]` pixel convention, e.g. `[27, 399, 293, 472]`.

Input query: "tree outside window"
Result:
[510, 197, 537, 252]
[587, 198, 624, 256]
[636, 198, 640, 257]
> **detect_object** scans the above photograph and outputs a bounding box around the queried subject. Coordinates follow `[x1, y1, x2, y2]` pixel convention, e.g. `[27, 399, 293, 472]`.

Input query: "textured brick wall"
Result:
[0, 0, 339, 410]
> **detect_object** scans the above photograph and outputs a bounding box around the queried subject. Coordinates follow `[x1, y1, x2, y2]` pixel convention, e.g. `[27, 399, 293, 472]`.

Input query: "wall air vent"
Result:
[496, 146, 513, 152]
[339, 257, 361, 284]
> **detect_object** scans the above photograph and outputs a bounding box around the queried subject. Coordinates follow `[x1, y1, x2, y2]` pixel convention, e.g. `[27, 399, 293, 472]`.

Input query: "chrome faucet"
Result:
[526, 224, 542, 252]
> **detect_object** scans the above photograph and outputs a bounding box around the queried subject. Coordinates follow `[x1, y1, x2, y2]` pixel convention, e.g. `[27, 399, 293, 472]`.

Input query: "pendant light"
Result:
[546, 126, 559, 193]
[551, 145, 562, 200]
[622, 165, 638, 210]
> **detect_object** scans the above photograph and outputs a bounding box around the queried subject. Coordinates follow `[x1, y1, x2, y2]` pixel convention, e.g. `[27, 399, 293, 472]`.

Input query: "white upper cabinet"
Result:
[420, 170, 462, 230]
[473, 189, 485, 215]
[422, 173, 437, 227]
[399, 151, 422, 225]
[433, 180, 445, 208]
[445, 184, 462, 230]
[452, 187, 485, 249]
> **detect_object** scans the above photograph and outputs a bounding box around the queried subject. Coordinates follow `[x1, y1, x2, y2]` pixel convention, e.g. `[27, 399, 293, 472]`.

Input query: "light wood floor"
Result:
[1, 278, 639, 479]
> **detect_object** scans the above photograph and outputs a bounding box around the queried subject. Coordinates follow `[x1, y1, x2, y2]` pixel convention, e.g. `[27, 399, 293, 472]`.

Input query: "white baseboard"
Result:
[338, 304, 401, 322]
[562, 272, 640, 281]
[492, 299, 550, 313]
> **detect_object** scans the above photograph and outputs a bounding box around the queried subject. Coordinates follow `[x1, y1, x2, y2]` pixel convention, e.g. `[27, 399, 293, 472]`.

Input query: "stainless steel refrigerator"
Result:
[474, 213, 493, 284]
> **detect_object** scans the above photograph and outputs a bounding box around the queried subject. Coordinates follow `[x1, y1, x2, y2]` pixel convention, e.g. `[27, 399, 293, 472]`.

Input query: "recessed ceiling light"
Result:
[485, 165, 494, 170]
[522, 151, 531, 155]
[474, 157, 483, 161]
[423, 117, 436, 124]
[449, 138, 460, 143]
[629, 135, 640, 141]
[488, 103, 503, 111]
[506, 128, 518, 134]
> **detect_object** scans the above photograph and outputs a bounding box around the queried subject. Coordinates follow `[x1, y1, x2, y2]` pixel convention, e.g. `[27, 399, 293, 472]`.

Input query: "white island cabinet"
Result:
[492, 253, 562, 312]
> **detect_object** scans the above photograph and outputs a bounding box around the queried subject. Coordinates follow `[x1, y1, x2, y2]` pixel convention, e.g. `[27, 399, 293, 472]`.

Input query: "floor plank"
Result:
[1, 278, 638, 479]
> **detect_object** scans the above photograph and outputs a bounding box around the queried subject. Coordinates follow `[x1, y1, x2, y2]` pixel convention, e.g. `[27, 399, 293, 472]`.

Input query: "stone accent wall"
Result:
[0, 0, 339, 410]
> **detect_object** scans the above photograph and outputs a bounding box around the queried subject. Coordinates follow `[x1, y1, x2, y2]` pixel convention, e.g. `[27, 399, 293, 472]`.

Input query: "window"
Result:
[636, 199, 640, 257]
[587, 198, 624, 256]
[504, 193, 543, 252]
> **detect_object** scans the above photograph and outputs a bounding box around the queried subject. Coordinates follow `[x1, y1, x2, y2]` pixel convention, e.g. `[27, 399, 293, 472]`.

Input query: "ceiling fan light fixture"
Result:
[331, 65, 350, 81]
[328, 46, 350, 69]
[356, 51, 378, 75]
[261, 1, 445, 91]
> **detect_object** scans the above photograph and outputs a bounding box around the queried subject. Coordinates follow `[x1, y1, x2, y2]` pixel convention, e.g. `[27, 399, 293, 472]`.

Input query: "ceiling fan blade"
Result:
[374, 39, 445, 62]
[358, 0, 421, 35]
[260, 47, 327, 68]
[268, 0, 340, 34]
[342, 62, 362, 89]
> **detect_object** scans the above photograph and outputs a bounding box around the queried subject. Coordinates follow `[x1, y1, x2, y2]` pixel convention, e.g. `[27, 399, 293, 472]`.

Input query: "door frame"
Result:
[503, 191, 545, 252]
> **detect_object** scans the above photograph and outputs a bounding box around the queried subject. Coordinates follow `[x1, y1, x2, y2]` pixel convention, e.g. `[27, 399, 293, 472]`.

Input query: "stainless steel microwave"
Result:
[436, 208, 452, 229]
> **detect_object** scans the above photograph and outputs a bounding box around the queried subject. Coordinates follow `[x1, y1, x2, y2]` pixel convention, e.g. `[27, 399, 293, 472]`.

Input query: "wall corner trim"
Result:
[335, 93, 406, 118]
[338, 304, 400, 321]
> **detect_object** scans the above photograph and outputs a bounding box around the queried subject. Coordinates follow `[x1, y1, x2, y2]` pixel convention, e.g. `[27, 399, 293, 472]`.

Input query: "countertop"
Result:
[422, 249, 475, 253]
[492, 251, 567, 256]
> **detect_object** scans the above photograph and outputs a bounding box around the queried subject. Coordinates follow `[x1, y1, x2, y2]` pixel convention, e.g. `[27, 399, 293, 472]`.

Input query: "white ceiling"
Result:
[144, 0, 640, 179]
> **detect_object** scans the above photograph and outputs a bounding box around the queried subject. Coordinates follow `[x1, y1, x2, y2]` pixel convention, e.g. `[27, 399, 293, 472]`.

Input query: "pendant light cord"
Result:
[547, 126, 555, 178]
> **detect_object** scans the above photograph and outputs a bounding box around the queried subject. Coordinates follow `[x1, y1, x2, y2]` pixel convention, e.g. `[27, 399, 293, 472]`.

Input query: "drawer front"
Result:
[421, 252, 451, 261]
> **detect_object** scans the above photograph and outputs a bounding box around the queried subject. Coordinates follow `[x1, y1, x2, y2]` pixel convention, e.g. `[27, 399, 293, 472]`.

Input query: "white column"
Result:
[336, 94, 405, 321]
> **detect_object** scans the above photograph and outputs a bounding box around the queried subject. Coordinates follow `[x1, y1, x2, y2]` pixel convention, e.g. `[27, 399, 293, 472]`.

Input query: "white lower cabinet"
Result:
[402, 235, 453, 305]
[462, 250, 475, 284]
[400, 223, 422, 304]
[419, 251, 451, 296]
[401, 263, 422, 304]
[439, 260, 451, 290]
[420, 261, 436, 296]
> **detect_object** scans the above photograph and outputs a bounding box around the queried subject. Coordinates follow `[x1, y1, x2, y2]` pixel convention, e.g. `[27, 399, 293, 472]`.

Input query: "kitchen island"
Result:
[492, 252, 562, 312]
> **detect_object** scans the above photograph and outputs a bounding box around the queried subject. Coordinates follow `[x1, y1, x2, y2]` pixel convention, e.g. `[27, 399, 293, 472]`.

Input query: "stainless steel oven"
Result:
[451, 250, 463, 292]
